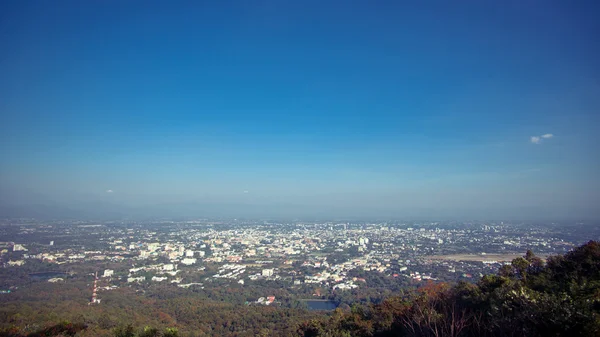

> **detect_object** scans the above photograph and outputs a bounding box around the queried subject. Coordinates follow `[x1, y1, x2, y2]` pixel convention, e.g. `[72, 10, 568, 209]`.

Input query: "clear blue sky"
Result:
[1, 1, 599, 219]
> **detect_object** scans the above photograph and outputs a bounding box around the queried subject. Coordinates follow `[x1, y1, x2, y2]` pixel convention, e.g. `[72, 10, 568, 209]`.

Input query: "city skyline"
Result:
[1, 1, 599, 219]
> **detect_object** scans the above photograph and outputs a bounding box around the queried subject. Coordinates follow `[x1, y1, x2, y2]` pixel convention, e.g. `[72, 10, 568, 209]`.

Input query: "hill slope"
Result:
[299, 241, 600, 337]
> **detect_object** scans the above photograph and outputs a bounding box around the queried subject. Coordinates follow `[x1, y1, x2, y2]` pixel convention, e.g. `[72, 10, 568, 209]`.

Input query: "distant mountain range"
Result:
[0, 201, 596, 222]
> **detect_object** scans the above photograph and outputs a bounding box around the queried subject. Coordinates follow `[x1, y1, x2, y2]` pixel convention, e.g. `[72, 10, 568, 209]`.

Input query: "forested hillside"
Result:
[299, 241, 600, 337]
[1, 241, 599, 337]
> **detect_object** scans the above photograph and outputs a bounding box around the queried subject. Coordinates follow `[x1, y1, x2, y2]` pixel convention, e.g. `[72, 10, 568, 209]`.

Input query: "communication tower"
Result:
[89, 271, 101, 305]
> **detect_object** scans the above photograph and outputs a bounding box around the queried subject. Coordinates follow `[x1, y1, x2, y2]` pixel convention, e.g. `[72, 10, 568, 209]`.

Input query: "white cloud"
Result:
[530, 133, 554, 144]
[243, 190, 249, 194]
[106, 189, 114, 193]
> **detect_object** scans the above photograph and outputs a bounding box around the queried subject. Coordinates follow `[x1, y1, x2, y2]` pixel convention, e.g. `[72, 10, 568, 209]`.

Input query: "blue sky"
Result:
[1, 1, 599, 219]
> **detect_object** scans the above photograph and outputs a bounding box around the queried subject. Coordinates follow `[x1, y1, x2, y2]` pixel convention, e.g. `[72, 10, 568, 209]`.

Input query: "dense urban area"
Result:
[1, 218, 599, 336]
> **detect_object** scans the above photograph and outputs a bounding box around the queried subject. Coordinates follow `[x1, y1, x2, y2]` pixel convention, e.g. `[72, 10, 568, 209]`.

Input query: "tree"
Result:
[138, 326, 159, 337]
[163, 327, 179, 337]
[511, 257, 530, 281]
[113, 324, 135, 337]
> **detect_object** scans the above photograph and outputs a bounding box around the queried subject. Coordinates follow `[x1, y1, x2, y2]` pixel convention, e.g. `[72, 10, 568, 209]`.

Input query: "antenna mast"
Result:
[89, 271, 100, 305]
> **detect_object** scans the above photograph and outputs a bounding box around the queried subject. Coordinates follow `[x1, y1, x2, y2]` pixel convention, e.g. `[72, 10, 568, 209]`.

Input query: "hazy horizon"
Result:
[1, 1, 599, 220]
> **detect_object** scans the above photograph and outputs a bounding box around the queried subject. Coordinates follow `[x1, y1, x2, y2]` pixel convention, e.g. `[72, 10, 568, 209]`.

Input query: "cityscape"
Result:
[1, 0, 599, 336]
[2, 219, 596, 308]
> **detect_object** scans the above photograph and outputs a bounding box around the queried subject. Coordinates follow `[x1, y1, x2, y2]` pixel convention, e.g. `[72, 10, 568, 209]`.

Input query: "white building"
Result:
[12, 244, 27, 252]
[103, 269, 114, 278]
[181, 258, 197, 265]
[262, 269, 274, 277]
[7, 260, 25, 266]
[185, 250, 194, 257]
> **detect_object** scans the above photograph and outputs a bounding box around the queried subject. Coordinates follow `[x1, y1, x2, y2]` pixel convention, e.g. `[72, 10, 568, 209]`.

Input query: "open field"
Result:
[426, 253, 549, 262]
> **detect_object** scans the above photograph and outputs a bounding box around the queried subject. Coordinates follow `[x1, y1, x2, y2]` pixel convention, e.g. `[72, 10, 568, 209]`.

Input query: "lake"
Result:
[29, 272, 69, 281]
[302, 300, 338, 311]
